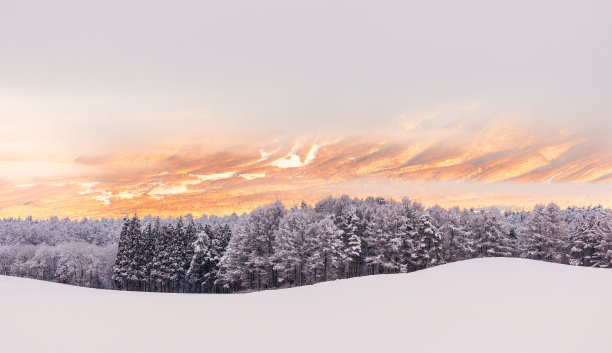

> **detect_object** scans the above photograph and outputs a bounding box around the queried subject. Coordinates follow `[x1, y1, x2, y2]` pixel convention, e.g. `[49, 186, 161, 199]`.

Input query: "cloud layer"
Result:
[0, 1, 611, 217]
[1, 114, 611, 218]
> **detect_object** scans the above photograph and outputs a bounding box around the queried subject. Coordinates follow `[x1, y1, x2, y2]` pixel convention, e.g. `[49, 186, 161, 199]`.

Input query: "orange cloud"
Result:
[0, 116, 610, 219]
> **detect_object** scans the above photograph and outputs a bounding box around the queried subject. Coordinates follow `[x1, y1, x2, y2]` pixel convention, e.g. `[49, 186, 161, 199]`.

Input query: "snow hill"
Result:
[1, 258, 611, 353]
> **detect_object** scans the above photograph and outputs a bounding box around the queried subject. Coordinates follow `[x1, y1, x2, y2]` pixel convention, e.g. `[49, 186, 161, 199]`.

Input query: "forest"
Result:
[1, 196, 611, 293]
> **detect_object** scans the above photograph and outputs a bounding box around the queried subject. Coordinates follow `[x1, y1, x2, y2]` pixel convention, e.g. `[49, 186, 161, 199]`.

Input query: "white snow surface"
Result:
[1, 258, 611, 353]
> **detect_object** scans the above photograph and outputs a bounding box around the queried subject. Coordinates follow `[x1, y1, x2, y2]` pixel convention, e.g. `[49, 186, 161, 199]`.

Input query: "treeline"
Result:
[0, 217, 123, 288]
[0, 214, 236, 289]
[112, 217, 231, 293]
[1, 196, 612, 292]
[0, 243, 117, 288]
[0, 216, 123, 246]
[111, 197, 612, 293]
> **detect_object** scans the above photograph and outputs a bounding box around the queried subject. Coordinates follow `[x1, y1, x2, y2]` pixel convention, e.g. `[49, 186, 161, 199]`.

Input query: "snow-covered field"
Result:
[1, 258, 611, 353]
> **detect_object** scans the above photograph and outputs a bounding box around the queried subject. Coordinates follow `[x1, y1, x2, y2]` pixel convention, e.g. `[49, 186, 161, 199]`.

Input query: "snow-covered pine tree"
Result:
[338, 207, 362, 278]
[140, 222, 155, 291]
[521, 204, 568, 263]
[125, 215, 145, 291]
[522, 204, 551, 260]
[111, 217, 130, 289]
[216, 227, 247, 291]
[181, 218, 198, 291]
[150, 220, 171, 291]
[545, 203, 570, 263]
[569, 212, 601, 266]
[214, 224, 232, 255]
[362, 202, 404, 274]
[439, 207, 475, 263]
[166, 218, 187, 292]
[472, 209, 514, 258]
[593, 212, 612, 267]
[205, 224, 232, 292]
[273, 207, 316, 286]
[395, 199, 418, 273]
[187, 226, 212, 292]
[412, 213, 444, 269]
[308, 215, 344, 282]
[218, 202, 285, 290]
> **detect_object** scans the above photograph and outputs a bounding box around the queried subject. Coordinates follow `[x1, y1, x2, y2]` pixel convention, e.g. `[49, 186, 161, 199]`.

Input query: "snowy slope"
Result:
[1, 258, 611, 353]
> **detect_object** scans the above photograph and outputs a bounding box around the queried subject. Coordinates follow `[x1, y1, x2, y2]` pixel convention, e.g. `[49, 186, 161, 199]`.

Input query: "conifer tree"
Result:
[167, 218, 187, 292]
[592, 213, 612, 267]
[124, 215, 145, 290]
[339, 208, 362, 278]
[472, 209, 514, 258]
[439, 208, 474, 263]
[150, 220, 171, 291]
[206, 224, 232, 292]
[521, 204, 568, 262]
[309, 216, 344, 282]
[273, 207, 316, 286]
[363, 203, 404, 274]
[187, 227, 212, 292]
[218, 202, 285, 290]
[140, 223, 155, 291]
[111, 217, 130, 289]
[412, 213, 444, 269]
[180, 218, 198, 291]
[569, 213, 600, 266]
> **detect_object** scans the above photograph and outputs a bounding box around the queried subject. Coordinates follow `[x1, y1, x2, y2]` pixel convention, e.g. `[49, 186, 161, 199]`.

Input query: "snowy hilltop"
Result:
[1, 258, 611, 353]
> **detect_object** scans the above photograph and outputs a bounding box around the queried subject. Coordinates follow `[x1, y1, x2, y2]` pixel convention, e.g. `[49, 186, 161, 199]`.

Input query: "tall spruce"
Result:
[569, 213, 600, 266]
[187, 226, 212, 292]
[126, 215, 144, 290]
[150, 220, 171, 291]
[339, 207, 362, 278]
[111, 217, 130, 289]
[309, 216, 344, 282]
[412, 213, 444, 269]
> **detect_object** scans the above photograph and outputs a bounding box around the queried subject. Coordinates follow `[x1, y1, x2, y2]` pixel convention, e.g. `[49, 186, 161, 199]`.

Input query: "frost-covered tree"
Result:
[471, 209, 514, 258]
[273, 207, 316, 286]
[112, 217, 131, 289]
[218, 202, 285, 290]
[439, 208, 475, 262]
[139, 223, 155, 291]
[186, 223, 231, 292]
[309, 216, 344, 282]
[338, 207, 362, 278]
[166, 218, 188, 292]
[150, 221, 172, 291]
[593, 213, 612, 268]
[412, 213, 444, 269]
[361, 202, 406, 274]
[211, 225, 230, 291]
[569, 213, 601, 267]
[126, 215, 145, 290]
[183, 219, 198, 271]
[520, 204, 568, 262]
[187, 226, 212, 292]
[55, 242, 116, 288]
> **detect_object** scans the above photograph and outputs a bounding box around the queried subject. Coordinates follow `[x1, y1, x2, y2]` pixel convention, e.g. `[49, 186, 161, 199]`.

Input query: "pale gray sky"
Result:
[1, 0, 611, 156]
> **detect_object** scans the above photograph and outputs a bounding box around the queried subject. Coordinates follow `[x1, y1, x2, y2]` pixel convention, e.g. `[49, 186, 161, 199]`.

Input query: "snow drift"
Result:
[1, 258, 611, 353]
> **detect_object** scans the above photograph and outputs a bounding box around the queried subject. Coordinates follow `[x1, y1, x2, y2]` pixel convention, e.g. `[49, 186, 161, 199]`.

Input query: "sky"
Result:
[1, 1, 611, 218]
